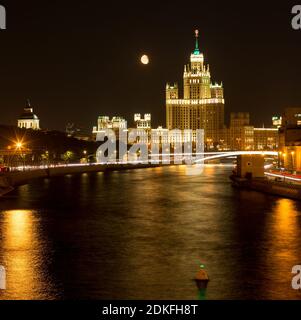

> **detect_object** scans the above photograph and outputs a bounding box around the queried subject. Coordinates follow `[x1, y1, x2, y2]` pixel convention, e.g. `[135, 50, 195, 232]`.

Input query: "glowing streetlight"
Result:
[15, 142, 23, 149]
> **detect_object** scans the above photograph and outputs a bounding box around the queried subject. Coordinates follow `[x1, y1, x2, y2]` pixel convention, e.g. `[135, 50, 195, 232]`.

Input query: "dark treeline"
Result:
[0, 125, 100, 165]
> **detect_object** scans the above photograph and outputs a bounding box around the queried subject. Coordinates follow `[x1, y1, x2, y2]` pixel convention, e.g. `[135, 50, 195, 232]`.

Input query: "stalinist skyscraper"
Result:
[166, 30, 225, 149]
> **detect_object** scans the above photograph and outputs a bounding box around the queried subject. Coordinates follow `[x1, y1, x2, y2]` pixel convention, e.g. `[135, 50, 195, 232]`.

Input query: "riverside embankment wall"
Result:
[0, 163, 160, 196]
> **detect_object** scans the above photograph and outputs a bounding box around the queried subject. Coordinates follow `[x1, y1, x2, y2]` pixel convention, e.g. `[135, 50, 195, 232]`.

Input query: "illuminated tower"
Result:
[166, 30, 225, 149]
[183, 30, 211, 99]
[166, 83, 178, 100]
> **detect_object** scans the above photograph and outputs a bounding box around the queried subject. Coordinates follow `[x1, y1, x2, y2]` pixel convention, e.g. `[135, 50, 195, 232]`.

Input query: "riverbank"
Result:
[0, 163, 163, 197]
[230, 175, 301, 200]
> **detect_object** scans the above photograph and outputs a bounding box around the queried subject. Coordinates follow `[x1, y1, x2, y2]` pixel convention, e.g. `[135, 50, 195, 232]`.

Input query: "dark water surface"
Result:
[0, 165, 301, 300]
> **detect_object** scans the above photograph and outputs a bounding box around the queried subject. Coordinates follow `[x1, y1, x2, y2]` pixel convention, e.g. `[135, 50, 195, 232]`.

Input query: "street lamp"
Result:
[14, 141, 25, 169]
[82, 150, 88, 164]
[15, 142, 23, 150]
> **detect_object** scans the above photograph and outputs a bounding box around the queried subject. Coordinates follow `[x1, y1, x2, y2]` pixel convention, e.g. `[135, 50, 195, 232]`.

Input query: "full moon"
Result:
[140, 55, 149, 65]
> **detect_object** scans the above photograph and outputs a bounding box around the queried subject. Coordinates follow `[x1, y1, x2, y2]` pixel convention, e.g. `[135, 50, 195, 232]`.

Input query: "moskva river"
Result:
[1, 165, 301, 299]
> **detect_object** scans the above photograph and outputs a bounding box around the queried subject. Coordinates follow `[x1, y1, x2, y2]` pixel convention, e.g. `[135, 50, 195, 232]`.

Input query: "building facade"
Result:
[92, 116, 128, 141]
[166, 30, 225, 149]
[228, 113, 254, 150]
[134, 114, 151, 129]
[253, 128, 278, 150]
[272, 116, 282, 128]
[219, 112, 279, 151]
[279, 107, 301, 171]
[93, 116, 127, 131]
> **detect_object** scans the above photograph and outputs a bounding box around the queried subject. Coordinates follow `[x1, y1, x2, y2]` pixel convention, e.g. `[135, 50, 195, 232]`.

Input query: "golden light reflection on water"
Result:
[0, 210, 56, 300]
[275, 199, 289, 220]
[272, 199, 298, 252]
[264, 199, 301, 299]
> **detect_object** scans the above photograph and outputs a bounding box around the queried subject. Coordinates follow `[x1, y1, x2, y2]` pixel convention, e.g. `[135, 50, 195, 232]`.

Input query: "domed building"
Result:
[17, 99, 40, 130]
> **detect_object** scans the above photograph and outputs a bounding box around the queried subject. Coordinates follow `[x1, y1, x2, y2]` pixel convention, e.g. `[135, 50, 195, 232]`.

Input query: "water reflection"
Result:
[0, 210, 57, 300]
[0, 166, 301, 299]
[263, 199, 301, 299]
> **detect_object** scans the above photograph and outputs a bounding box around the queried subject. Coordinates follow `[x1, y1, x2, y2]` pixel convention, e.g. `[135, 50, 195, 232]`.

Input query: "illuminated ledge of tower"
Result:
[184, 72, 210, 78]
[190, 54, 204, 63]
[166, 98, 225, 105]
[211, 83, 223, 88]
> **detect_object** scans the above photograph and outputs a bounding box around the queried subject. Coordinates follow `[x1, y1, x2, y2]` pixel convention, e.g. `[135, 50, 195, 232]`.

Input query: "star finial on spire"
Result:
[193, 29, 200, 55]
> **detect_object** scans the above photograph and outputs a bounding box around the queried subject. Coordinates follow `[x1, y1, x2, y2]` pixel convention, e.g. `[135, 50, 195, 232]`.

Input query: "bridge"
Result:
[0, 150, 289, 197]
[193, 151, 278, 163]
[2, 150, 300, 201]
[1, 150, 279, 171]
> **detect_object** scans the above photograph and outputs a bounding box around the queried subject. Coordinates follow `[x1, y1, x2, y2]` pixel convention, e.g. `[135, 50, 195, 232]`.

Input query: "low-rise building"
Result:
[92, 116, 127, 139]
[253, 127, 278, 150]
[134, 114, 151, 129]
[279, 107, 301, 171]
[219, 113, 278, 151]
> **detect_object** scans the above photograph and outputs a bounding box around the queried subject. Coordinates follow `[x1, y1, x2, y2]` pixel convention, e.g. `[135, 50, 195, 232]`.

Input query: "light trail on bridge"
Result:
[265, 172, 301, 182]
[5, 151, 279, 171]
[193, 151, 278, 163]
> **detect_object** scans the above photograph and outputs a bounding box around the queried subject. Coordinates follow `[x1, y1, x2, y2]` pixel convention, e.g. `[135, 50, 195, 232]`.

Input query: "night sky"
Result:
[0, 0, 300, 131]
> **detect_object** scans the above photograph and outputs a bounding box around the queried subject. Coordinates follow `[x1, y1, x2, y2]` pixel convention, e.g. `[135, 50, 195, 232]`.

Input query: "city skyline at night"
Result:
[2, 0, 301, 310]
[0, 1, 301, 131]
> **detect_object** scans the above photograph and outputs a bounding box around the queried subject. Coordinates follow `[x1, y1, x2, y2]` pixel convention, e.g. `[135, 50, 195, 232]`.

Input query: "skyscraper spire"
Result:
[194, 29, 200, 55]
